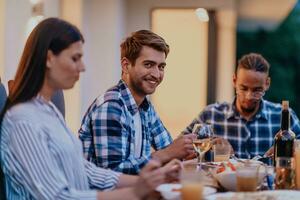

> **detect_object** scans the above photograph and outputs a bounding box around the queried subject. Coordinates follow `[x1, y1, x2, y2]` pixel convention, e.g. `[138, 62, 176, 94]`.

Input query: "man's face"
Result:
[233, 68, 270, 114]
[123, 46, 166, 100]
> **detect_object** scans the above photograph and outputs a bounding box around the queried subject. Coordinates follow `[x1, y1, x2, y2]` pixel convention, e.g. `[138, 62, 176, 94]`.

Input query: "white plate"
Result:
[156, 183, 217, 200]
[205, 190, 300, 200]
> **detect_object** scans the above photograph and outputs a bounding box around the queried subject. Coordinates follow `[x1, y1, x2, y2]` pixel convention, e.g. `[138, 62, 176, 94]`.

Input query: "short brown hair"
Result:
[236, 53, 270, 74]
[120, 30, 169, 65]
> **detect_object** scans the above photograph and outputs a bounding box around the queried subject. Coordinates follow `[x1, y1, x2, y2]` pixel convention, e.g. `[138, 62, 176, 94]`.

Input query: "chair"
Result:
[0, 78, 7, 199]
[0, 82, 7, 113]
[51, 90, 65, 118]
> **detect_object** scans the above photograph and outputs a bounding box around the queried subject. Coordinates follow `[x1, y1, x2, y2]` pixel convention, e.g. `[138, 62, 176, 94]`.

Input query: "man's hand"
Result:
[152, 134, 197, 164]
[167, 134, 197, 159]
[161, 159, 182, 183]
[265, 146, 274, 157]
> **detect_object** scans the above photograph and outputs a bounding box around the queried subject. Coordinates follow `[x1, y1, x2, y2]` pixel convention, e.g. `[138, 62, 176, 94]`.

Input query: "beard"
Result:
[240, 105, 256, 113]
[240, 100, 260, 114]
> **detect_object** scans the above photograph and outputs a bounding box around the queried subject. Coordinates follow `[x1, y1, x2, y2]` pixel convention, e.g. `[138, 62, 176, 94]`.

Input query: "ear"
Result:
[121, 57, 131, 74]
[46, 50, 54, 69]
[265, 77, 271, 91]
[232, 73, 237, 89]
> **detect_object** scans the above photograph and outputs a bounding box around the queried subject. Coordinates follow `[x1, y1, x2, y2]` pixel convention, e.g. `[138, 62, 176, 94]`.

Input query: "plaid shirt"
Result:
[183, 99, 300, 158]
[79, 80, 172, 174]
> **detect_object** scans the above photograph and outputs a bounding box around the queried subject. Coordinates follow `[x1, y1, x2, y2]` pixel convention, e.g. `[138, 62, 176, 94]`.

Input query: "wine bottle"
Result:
[274, 101, 296, 166]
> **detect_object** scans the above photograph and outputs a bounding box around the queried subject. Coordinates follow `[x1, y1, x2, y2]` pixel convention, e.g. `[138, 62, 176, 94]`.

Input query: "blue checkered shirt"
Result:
[183, 99, 300, 159]
[79, 80, 172, 174]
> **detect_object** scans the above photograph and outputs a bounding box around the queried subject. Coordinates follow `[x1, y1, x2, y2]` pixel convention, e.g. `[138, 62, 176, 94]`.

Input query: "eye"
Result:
[239, 87, 247, 91]
[72, 55, 81, 62]
[144, 62, 154, 68]
[253, 88, 264, 93]
[158, 64, 166, 71]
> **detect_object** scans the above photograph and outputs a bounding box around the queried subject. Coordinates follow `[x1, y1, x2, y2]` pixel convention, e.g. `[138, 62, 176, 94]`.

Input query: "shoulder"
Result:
[202, 102, 231, 113]
[87, 89, 125, 114]
[2, 101, 44, 141]
[262, 99, 282, 112]
[5, 100, 44, 123]
[83, 92, 128, 124]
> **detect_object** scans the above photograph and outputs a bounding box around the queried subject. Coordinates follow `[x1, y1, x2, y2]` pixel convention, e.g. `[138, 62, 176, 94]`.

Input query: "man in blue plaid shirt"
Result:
[79, 30, 195, 174]
[183, 53, 300, 159]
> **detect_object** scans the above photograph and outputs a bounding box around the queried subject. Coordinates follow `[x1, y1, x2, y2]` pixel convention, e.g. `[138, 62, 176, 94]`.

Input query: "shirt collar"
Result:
[118, 80, 150, 115]
[226, 98, 268, 120]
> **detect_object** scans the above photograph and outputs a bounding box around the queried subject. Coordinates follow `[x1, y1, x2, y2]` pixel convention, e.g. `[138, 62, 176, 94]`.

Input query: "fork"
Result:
[252, 154, 274, 161]
[230, 154, 246, 163]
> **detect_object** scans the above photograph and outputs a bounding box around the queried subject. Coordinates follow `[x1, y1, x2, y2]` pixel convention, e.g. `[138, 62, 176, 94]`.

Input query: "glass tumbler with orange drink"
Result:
[294, 140, 300, 189]
[213, 140, 232, 162]
[180, 169, 203, 200]
[236, 162, 260, 192]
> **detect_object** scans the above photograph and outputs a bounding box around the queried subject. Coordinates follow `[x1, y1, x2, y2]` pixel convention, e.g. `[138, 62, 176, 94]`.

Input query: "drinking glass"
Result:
[180, 169, 203, 200]
[275, 157, 296, 189]
[213, 140, 231, 162]
[236, 162, 260, 192]
[192, 124, 213, 164]
[294, 140, 300, 189]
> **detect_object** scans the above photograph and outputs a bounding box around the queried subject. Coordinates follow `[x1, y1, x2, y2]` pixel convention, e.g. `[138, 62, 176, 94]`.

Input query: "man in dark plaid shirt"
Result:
[79, 30, 195, 174]
[183, 53, 300, 159]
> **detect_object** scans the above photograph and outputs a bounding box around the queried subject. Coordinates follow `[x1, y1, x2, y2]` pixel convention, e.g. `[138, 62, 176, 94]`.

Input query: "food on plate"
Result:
[216, 161, 237, 173]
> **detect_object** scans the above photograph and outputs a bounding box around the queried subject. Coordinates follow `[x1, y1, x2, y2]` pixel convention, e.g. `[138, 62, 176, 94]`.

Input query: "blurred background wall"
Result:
[0, 0, 296, 137]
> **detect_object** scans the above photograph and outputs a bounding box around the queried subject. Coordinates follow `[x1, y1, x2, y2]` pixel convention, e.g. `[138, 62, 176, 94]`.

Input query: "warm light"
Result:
[195, 8, 209, 22]
[29, 0, 42, 5]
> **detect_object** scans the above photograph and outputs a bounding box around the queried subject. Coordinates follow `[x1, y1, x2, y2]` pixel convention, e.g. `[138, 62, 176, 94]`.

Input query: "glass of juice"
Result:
[213, 140, 231, 162]
[180, 170, 203, 200]
[236, 163, 260, 192]
[294, 140, 300, 189]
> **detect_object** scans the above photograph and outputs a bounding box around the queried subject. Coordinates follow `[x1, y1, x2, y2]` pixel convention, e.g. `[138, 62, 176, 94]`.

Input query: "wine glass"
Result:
[192, 124, 213, 165]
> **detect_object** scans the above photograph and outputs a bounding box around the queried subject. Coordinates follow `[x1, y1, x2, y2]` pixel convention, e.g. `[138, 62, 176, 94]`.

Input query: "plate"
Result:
[156, 183, 217, 200]
[205, 190, 300, 200]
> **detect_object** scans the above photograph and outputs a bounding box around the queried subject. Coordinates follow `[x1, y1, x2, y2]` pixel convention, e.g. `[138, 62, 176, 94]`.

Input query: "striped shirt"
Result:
[0, 96, 120, 200]
[79, 80, 172, 175]
[183, 99, 300, 158]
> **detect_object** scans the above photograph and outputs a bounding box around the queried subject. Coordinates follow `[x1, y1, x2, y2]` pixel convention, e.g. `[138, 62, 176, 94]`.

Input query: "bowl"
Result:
[213, 165, 266, 191]
[156, 183, 181, 200]
[156, 183, 217, 200]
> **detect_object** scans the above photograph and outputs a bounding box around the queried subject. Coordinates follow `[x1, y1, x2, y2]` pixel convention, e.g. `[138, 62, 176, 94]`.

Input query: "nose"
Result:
[151, 66, 161, 79]
[78, 61, 85, 73]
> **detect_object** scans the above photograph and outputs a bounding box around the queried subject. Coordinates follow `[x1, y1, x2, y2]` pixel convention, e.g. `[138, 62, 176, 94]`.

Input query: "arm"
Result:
[82, 101, 150, 174]
[149, 107, 196, 163]
[6, 121, 97, 199]
[96, 160, 165, 200]
[290, 108, 300, 139]
[79, 107, 96, 162]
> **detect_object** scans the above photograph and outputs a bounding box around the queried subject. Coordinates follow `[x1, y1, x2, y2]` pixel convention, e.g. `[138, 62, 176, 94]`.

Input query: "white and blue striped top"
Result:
[0, 96, 120, 199]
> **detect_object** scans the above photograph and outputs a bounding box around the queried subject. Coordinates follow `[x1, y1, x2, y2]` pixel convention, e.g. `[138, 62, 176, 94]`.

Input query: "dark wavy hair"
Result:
[0, 17, 84, 200]
[236, 53, 270, 75]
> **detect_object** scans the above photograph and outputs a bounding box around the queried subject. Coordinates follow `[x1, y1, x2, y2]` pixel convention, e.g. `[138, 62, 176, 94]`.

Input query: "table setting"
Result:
[155, 138, 300, 200]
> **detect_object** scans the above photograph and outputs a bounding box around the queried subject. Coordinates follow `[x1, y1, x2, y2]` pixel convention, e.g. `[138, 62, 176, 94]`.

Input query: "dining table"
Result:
[156, 159, 300, 200]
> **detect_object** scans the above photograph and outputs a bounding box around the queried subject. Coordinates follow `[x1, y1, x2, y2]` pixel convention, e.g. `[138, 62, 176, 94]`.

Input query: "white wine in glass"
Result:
[193, 138, 212, 163]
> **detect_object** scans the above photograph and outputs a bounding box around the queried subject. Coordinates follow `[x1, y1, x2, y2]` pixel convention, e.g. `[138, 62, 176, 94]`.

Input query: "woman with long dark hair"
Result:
[0, 18, 173, 200]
